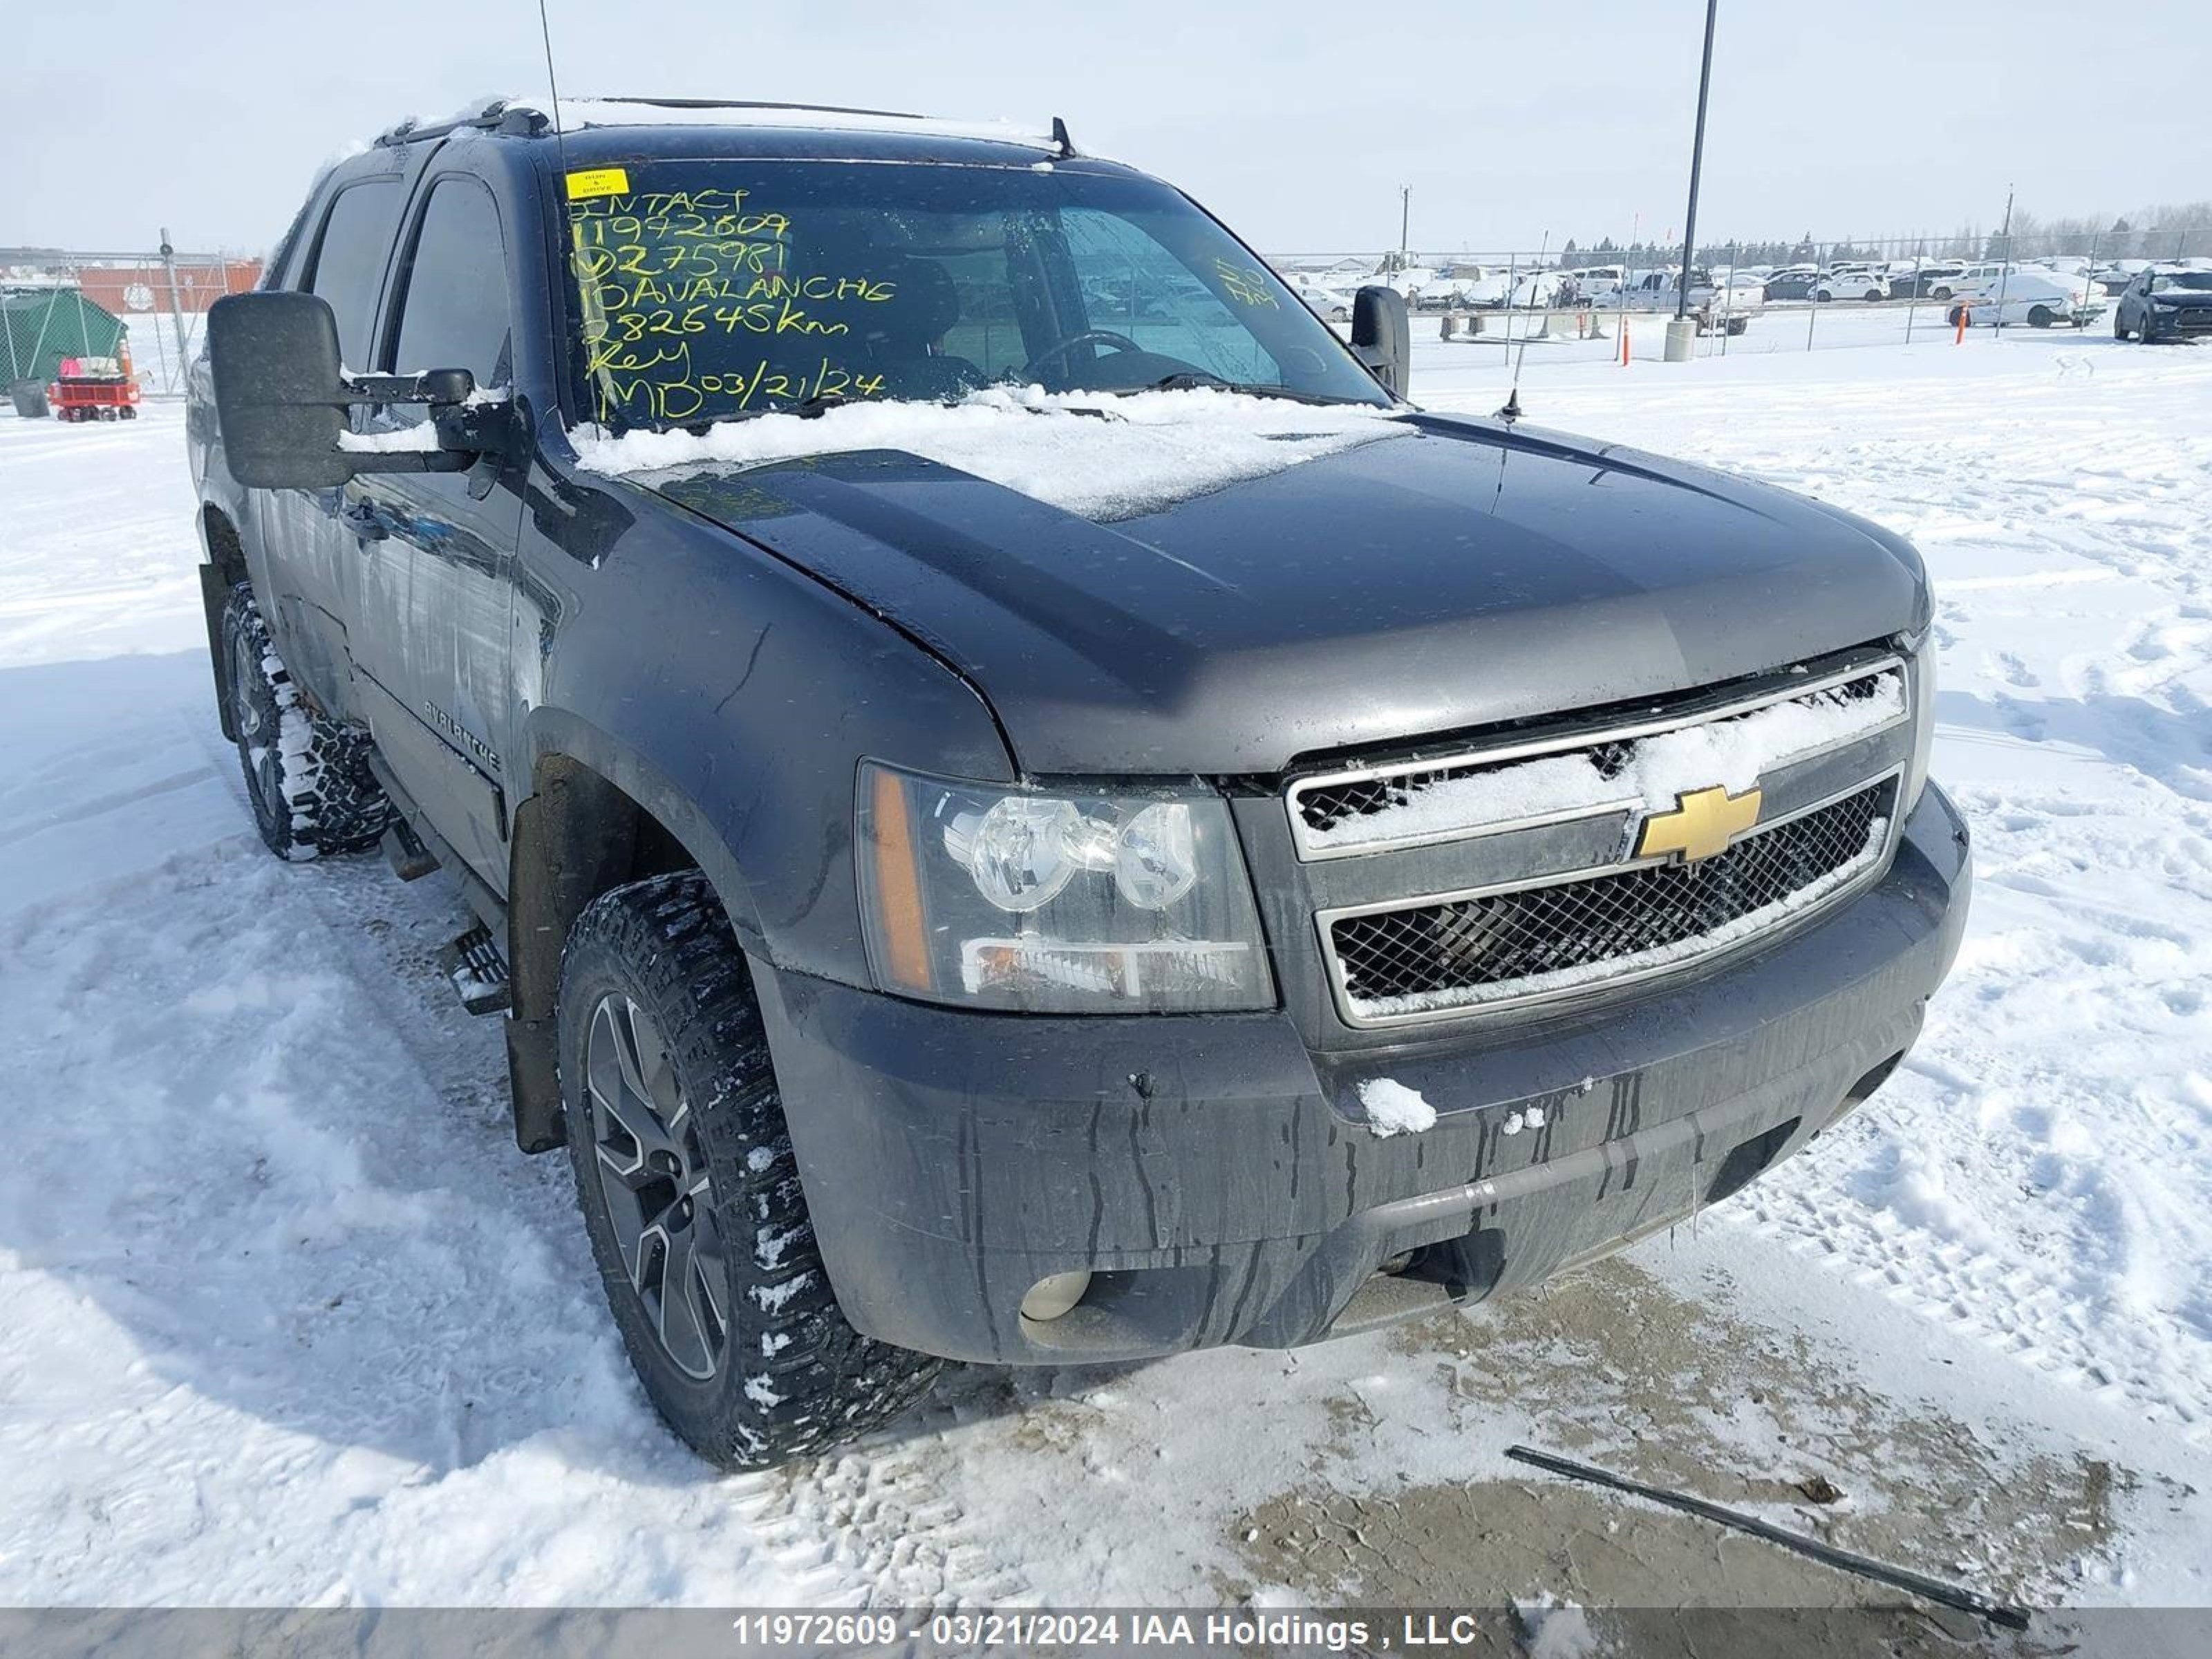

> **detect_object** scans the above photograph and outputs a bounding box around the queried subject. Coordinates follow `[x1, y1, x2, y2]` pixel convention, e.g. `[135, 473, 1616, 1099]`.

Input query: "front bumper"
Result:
[2148, 306, 2212, 335]
[755, 785, 1972, 1365]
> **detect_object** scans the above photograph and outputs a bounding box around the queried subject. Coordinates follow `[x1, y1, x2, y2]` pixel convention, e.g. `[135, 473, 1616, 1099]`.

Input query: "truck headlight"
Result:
[856, 762, 1275, 1013]
[1904, 628, 1938, 814]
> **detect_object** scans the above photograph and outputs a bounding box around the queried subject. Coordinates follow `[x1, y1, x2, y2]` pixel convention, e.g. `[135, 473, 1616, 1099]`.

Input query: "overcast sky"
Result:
[6, 1, 2206, 257]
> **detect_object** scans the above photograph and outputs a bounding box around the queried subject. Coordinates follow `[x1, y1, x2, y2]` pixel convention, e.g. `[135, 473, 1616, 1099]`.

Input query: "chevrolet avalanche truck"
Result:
[191, 97, 1970, 1470]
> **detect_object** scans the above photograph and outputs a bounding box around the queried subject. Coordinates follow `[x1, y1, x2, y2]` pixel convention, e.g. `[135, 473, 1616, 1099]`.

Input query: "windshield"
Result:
[2150, 272, 2212, 292]
[563, 160, 1391, 428]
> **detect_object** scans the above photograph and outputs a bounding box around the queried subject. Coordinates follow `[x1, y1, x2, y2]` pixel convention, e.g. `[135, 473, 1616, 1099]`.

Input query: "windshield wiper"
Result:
[1144, 372, 1371, 407]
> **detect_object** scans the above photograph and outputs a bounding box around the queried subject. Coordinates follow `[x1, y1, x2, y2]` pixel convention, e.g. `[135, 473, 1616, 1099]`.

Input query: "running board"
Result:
[441, 924, 512, 1015]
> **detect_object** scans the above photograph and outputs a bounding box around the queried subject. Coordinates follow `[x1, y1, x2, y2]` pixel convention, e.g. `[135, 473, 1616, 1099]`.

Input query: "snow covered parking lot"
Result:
[1, 326, 2209, 1627]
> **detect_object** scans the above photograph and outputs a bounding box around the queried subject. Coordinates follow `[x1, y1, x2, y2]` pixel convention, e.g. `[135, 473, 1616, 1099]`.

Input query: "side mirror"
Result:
[207, 292, 485, 489]
[1351, 285, 1410, 399]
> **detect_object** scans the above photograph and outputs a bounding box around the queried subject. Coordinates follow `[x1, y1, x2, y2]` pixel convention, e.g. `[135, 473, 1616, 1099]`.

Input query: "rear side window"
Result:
[301, 179, 404, 370]
[384, 178, 512, 389]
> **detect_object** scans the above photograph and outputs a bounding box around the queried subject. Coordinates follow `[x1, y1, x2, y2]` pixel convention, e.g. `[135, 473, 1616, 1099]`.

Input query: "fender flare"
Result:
[518, 704, 767, 952]
[500, 705, 767, 1154]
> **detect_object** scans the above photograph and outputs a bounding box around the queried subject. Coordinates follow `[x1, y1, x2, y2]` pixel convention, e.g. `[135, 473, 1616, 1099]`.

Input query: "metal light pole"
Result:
[1665, 0, 1720, 362]
[1400, 185, 1411, 256]
[160, 227, 190, 384]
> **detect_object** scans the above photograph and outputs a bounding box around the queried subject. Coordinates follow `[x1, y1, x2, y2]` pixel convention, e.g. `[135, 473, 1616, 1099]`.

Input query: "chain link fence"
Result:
[1, 244, 263, 399]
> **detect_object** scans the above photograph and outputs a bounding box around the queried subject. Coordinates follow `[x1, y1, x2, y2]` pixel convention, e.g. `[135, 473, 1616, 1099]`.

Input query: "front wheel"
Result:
[559, 871, 940, 1469]
[220, 584, 390, 860]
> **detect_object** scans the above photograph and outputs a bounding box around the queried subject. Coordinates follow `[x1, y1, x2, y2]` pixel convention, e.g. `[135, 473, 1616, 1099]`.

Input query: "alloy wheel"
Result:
[585, 991, 729, 1380]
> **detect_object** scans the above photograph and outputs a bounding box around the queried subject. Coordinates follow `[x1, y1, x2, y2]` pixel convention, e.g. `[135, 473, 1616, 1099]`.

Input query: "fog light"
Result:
[1019, 1270, 1092, 1322]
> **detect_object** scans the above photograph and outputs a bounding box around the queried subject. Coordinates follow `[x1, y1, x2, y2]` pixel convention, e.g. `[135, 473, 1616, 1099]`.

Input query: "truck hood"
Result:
[642, 411, 1927, 776]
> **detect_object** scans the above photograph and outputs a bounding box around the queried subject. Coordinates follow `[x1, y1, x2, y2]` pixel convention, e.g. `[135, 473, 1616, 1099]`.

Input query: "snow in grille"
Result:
[1297, 666, 1904, 852]
[1331, 781, 1893, 1020]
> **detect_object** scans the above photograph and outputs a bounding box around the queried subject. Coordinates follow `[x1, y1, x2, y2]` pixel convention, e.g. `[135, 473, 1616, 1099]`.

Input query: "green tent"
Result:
[1, 287, 127, 387]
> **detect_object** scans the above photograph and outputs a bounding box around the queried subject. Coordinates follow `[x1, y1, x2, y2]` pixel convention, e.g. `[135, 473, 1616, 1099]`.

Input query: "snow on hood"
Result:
[569, 386, 1412, 522]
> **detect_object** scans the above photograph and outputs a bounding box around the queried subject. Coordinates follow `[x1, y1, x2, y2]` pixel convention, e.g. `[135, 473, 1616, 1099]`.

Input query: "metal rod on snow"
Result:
[1503, 1445, 2031, 1631]
[1904, 238, 1920, 344]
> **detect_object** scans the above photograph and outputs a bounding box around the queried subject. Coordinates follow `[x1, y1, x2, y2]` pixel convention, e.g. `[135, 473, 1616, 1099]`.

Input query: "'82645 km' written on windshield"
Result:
[569, 180, 901, 424]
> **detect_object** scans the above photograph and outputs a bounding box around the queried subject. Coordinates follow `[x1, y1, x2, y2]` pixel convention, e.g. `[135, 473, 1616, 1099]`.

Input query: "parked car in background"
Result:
[1454, 269, 1563, 310]
[1884, 260, 1967, 299]
[1946, 269, 2103, 328]
[1571, 264, 1627, 304]
[1302, 285, 1357, 324]
[1816, 268, 1889, 303]
[2115, 267, 2212, 341]
[1620, 266, 1759, 333]
[1763, 265, 1820, 301]
[1947, 261, 2033, 303]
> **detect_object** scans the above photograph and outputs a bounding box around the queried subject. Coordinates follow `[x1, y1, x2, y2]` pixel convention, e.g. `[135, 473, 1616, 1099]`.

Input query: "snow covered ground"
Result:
[1, 319, 2209, 1624]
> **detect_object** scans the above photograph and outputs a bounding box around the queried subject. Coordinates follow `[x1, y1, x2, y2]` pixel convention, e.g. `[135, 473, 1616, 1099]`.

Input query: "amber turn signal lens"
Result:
[866, 763, 932, 994]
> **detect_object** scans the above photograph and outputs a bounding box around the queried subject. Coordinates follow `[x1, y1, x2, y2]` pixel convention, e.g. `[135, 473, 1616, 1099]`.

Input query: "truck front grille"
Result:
[1324, 778, 1894, 1023]
[1291, 665, 1898, 855]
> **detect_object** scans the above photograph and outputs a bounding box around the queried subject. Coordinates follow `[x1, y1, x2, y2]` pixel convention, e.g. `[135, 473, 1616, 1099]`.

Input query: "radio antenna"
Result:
[536, 0, 572, 173]
[1498, 229, 1548, 423]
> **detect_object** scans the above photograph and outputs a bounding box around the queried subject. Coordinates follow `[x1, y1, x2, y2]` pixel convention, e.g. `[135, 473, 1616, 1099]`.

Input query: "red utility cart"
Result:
[48, 355, 141, 422]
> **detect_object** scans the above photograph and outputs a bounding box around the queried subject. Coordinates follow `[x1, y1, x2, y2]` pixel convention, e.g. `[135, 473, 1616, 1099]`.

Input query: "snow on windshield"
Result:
[569, 385, 1410, 522]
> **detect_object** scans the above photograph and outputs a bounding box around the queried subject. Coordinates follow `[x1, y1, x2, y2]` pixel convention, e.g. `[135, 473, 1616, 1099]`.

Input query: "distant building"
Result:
[75, 260, 261, 317]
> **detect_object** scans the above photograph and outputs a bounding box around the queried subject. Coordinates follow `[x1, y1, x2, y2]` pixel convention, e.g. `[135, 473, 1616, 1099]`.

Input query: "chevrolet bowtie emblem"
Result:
[1637, 783, 1763, 863]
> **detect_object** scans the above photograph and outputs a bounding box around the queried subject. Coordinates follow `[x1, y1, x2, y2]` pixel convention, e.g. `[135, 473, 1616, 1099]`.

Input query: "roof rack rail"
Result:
[585, 96, 930, 120]
[559, 97, 1069, 153]
[373, 97, 549, 148]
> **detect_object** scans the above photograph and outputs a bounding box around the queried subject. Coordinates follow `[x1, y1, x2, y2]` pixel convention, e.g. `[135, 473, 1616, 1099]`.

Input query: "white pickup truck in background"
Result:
[1618, 266, 1763, 335]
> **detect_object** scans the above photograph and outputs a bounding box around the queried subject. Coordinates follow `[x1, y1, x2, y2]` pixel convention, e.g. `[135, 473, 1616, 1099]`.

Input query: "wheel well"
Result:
[503, 754, 709, 1152]
[508, 755, 702, 1023]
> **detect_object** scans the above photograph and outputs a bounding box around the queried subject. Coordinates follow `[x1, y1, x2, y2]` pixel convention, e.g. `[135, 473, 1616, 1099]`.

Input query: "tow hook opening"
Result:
[1842, 1050, 1907, 1114]
[1404, 1226, 1508, 1302]
[1705, 1116, 1803, 1208]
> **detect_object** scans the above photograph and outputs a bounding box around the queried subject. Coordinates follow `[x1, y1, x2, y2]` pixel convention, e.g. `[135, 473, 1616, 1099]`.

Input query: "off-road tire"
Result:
[220, 583, 389, 861]
[559, 871, 940, 1468]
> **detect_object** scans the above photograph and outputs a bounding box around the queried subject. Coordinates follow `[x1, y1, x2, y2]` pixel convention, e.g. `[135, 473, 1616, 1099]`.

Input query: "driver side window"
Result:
[384, 178, 512, 403]
[1062, 209, 1276, 384]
